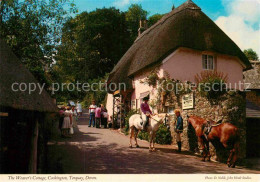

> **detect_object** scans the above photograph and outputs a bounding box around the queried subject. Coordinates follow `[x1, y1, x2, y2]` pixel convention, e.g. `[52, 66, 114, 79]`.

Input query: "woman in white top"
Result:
[71, 106, 78, 128]
[62, 106, 72, 137]
[76, 101, 82, 116]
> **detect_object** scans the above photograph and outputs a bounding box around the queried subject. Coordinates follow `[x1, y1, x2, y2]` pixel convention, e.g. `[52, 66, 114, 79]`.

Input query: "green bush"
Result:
[137, 124, 172, 145]
[155, 124, 172, 144]
[138, 131, 149, 141]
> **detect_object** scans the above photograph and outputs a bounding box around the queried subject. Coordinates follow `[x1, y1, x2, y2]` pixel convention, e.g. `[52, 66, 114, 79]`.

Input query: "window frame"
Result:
[202, 54, 215, 70]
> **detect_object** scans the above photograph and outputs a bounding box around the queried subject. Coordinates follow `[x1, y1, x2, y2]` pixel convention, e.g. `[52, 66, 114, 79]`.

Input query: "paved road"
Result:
[47, 111, 260, 174]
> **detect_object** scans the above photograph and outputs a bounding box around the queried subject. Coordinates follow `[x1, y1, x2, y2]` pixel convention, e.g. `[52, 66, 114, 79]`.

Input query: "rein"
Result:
[150, 116, 162, 123]
[150, 114, 168, 123]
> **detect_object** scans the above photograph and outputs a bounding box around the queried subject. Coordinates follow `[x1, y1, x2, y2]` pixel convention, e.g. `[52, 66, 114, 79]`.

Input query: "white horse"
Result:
[129, 113, 168, 151]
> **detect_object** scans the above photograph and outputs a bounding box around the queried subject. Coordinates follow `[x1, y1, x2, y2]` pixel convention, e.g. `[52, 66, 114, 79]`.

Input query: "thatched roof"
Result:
[0, 39, 58, 112]
[107, 0, 251, 92]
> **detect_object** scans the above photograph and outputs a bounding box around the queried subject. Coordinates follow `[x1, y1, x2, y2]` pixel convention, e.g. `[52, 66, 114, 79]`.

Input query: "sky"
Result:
[73, 0, 260, 57]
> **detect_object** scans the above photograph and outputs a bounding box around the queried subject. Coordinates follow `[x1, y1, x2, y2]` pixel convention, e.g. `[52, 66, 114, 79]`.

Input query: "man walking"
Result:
[88, 100, 97, 127]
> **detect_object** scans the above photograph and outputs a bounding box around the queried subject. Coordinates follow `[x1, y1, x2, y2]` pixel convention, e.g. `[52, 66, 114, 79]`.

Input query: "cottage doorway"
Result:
[246, 118, 260, 158]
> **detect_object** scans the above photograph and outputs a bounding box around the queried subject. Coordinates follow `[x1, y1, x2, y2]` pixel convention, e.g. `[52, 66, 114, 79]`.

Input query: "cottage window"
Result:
[167, 107, 174, 114]
[131, 100, 136, 109]
[202, 54, 214, 70]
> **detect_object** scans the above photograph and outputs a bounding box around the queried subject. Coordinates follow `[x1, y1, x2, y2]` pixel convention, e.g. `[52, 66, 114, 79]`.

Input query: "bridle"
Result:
[150, 114, 169, 126]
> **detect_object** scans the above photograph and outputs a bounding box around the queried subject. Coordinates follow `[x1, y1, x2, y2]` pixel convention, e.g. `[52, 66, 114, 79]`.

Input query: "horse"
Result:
[129, 113, 168, 151]
[187, 115, 240, 168]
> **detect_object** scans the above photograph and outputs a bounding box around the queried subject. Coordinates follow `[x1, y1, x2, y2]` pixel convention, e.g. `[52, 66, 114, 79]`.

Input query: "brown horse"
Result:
[187, 115, 240, 168]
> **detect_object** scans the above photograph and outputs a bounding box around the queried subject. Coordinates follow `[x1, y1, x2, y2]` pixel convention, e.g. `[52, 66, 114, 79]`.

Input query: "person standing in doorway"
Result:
[174, 109, 183, 152]
[88, 100, 97, 127]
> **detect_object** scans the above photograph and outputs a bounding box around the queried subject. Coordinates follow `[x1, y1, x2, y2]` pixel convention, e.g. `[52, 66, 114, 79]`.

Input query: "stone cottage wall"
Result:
[243, 61, 260, 89]
[167, 91, 246, 162]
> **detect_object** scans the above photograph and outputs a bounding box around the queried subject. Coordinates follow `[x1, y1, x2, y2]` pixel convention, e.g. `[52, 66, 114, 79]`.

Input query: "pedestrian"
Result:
[59, 106, 65, 137]
[108, 116, 113, 128]
[101, 104, 108, 128]
[95, 105, 101, 128]
[76, 101, 82, 116]
[88, 100, 97, 127]
[62, 106, 73, 137]
[174, 109, 183, 152]
[71, 106, 77, 128]
[140, 95, 153, 131]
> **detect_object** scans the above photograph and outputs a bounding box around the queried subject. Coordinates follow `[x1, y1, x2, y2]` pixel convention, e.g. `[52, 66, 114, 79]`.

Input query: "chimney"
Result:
[172, 4, 175, 10]
[138, 19, 147, 36]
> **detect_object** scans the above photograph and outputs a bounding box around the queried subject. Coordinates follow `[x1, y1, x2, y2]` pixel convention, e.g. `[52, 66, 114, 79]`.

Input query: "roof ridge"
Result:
[134, 0, 201, 43]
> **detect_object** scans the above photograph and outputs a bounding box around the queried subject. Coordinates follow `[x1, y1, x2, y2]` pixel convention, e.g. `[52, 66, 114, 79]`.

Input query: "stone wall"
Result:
[167, 90, 246, 162]
[246, 91, 260, 106]
[243, 61, 260, 89]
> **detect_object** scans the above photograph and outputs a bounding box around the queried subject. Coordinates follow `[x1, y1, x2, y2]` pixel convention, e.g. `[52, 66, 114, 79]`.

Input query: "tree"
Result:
[0, 0, 77, 86]
[147, 14, 164, 27]
[125, 4, 148, 40]
[54, 8, 132, 101]
[244, 48, 259, 61]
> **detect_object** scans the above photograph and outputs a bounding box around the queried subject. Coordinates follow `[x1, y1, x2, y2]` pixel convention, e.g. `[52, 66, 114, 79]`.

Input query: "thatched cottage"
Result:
[0, 39, 58, 173]
[106, 0, 255, 160]
[106, 0, 251, 118]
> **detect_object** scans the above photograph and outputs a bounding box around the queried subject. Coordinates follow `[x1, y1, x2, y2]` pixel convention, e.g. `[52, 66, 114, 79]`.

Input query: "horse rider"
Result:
[174, 109, 183, 152]
[140, 95, 153, 131]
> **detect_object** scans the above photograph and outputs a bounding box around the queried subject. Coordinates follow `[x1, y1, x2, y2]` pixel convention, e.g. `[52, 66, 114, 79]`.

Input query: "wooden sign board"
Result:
[182, 93, 194, 110]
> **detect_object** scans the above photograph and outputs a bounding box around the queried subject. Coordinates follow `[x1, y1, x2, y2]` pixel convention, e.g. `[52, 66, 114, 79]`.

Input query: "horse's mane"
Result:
[188, 115, 207, 125]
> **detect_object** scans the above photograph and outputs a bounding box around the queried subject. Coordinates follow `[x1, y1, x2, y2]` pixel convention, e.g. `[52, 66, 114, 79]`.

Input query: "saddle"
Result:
[203, 119, 223, 136]
[140, 114, 150, 128]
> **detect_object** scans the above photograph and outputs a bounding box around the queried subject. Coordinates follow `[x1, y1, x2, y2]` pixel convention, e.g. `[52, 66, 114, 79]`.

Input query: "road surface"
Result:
[46, 111, 260, 174]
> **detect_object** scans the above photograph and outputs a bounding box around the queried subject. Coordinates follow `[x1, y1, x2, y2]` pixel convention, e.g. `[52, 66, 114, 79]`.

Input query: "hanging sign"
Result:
[182, 93, 194, 110]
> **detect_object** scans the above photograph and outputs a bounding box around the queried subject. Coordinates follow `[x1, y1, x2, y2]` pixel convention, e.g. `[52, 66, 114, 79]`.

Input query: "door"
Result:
[246, 118, 260, 158]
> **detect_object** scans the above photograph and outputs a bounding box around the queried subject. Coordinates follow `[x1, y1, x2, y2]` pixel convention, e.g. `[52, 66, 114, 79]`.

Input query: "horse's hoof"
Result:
[231, 164, 236, 168]
[136, 145, 140, 148]
[207, 158, 211, 162]
[227, 163, 231, 167]
[129, 145, 132, 148]
[152, 148, 156, 152]
[201, 159, 205, 162]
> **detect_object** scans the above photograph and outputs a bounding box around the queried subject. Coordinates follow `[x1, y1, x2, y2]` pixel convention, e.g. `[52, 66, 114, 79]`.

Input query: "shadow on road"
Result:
[46, 112, 260, 174]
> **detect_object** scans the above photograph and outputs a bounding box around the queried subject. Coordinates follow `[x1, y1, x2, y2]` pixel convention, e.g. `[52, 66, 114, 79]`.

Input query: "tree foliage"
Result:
[125, 4, 148, 39]
[57, 8, 131, 81]
[147, 14, 164, 27]
[0, 1, 165, 103]
[54, 8, 132, 101]
[244, 48, 259, 61]
[0, 0, 77, 86]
